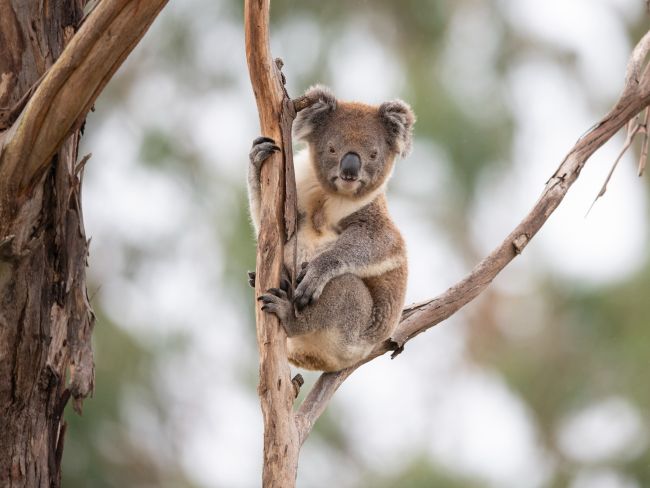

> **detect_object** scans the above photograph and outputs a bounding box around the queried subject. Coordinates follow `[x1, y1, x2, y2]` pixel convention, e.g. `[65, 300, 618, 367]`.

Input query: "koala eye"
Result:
[328, 146, 336, 154]
[369, 150, 378, 160]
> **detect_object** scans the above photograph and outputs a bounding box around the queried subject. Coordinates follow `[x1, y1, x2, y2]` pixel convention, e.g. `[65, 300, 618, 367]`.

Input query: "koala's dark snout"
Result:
[340, 152, 361, 181]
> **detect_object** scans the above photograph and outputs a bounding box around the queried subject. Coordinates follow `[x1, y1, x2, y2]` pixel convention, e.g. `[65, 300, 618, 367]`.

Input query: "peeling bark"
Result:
[0, 1, 167, 486]
[0, 3, 91, 486]
[0, 3, 90, 486]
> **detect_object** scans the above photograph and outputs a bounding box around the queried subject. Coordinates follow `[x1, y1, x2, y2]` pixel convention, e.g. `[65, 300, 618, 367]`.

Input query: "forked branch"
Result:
[587, 107, 650, 215]
[0, 0, 168, 200]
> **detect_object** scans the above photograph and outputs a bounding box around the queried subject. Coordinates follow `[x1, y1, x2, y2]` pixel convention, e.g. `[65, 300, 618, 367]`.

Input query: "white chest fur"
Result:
[290, 224, 337, 265]
[283, 148, 382, 267]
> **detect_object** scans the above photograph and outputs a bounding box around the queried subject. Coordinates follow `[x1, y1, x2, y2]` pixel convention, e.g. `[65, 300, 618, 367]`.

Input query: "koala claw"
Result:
[294, 289, 315, 312]
[247, 270, 256, 288]
[279, 277, 293, 297]
[266, 287, 288, 300]
[294, 264, 325, 311]
[258, 288, 292, 323]
[296, 261, 309, 284]
[250, 137, 280, 170]
[253, 136, 275, 146]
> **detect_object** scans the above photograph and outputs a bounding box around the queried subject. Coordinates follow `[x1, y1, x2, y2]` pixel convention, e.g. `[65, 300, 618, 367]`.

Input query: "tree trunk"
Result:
[0, 2, 94, 486]
[244, 1, 301, 485]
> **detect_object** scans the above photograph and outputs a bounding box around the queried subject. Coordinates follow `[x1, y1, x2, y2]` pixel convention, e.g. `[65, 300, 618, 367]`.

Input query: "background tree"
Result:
[0, 1, 166, 486]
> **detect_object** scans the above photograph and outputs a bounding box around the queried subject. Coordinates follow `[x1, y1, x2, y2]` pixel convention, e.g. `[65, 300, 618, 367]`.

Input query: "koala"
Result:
[248, 85, 414, 372]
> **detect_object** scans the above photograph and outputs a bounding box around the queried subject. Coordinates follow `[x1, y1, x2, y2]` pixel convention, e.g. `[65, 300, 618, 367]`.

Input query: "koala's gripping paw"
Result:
[250, 137, 280, 171]
[294, 261, 327, 311]
[258, 284, 293, 326]
[247, 271, 256, 288]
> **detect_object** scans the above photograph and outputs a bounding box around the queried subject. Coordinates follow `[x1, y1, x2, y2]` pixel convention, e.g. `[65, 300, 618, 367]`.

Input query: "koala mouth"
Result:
[332, 175, 364, 193]
[340, 174, 359, 182]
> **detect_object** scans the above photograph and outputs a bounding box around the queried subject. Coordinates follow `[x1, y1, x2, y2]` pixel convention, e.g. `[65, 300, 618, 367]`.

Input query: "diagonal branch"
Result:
[295, 29, 650, 445]
[0, 0, 168, 198]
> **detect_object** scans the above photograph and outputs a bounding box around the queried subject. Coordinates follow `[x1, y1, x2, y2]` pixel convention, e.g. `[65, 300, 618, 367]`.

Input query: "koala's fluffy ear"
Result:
[379, 100, 416, 158]
[293, 85, 337, 141]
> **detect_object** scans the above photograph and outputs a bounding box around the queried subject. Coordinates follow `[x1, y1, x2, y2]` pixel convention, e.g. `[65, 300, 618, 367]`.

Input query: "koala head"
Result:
[293, 85, 415, 198]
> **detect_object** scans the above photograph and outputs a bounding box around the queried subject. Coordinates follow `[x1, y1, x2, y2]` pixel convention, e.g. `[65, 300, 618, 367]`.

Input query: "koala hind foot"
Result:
[258, 279, 300, 336]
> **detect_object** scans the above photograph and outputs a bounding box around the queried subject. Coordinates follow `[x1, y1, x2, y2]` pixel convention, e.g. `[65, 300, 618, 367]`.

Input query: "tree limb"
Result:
[295, 29, 650, 444]
[0, 0, 167, 199]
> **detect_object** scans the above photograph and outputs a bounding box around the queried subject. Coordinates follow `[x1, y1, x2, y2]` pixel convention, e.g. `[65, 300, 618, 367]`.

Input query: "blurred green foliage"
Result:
[360, 456, 483, 488]
[62, 311, 197, 488]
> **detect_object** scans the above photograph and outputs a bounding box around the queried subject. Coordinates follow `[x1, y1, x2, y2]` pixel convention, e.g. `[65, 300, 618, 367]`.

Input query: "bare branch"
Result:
[292, 95, 319, 113]
[0, 0, 168, 196]
[296, 29, 650, 444]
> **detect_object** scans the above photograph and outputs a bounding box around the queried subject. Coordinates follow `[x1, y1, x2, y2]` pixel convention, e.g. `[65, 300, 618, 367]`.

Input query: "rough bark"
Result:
[244, 1, 302, 486]
[0, 1, 167, 486]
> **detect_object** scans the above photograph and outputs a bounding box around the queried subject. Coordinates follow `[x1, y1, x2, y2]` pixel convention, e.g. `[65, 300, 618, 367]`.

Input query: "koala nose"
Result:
[340, 152, 361, 181]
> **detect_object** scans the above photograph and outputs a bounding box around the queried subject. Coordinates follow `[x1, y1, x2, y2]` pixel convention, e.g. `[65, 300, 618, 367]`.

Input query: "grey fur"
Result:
[379, 100, 416, 157]
[247, 138, 279, 234]
[293, 85, 337, 141]
[249, 87, 413, 372]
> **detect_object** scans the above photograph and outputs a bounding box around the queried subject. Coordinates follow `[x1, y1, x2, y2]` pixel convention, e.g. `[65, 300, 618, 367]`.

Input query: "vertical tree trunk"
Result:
[0, 2, 94, 487]
[244, 1, 302, 485]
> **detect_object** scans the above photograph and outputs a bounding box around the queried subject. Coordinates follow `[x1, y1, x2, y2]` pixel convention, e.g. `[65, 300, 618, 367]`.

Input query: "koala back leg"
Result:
[358, 266, 407, 344]
[287, 273, 375, 371]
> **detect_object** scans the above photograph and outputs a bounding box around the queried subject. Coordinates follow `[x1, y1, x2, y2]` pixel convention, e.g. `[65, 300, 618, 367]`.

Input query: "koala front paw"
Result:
[250, 137, 280, 171]
[247, 270, 256, 288]
[294, 261, 327, 311]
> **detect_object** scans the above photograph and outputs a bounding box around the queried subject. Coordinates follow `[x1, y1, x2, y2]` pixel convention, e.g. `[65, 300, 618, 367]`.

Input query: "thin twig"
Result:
[74, 153, 92, 176]
[588, 105, 650, 214]
[638, 108, 649, 176]
[292, 95, 318, 113]
[586, 117, 641, 216]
